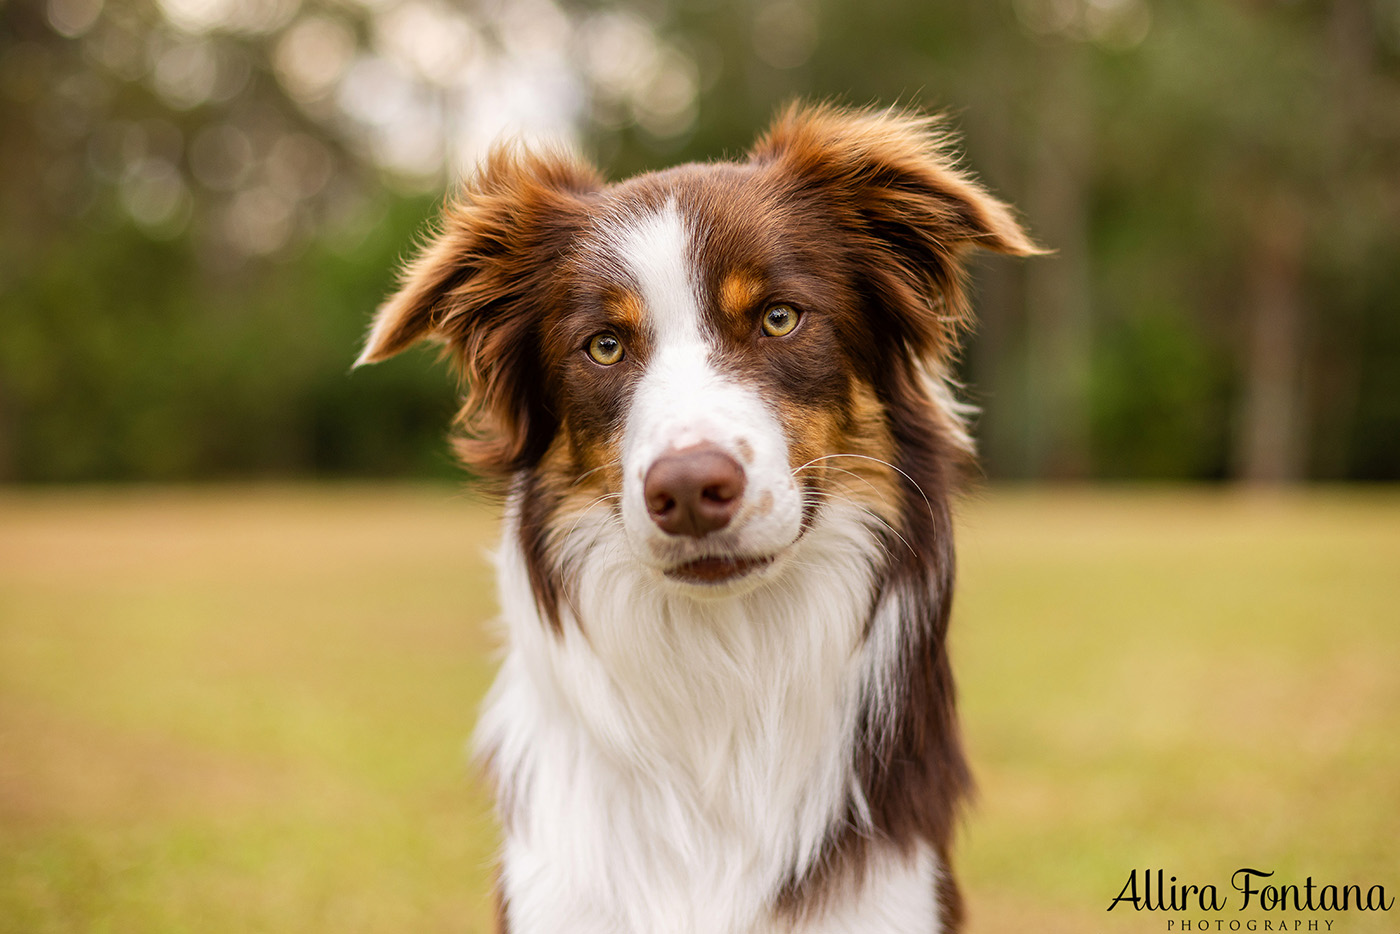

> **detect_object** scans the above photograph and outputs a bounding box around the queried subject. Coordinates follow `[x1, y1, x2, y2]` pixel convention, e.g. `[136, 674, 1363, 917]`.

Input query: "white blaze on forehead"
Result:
[612, 199, 735, 456]
[610, 199, 704, 346]
[608, 199, 804, 569]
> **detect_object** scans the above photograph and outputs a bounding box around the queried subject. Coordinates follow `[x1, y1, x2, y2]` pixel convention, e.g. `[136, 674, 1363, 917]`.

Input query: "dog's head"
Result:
[358, 103, 1035, 612]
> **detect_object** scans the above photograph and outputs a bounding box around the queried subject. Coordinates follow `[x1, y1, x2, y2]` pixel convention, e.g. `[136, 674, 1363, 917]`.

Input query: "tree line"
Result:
[2, 0, 1397, 482]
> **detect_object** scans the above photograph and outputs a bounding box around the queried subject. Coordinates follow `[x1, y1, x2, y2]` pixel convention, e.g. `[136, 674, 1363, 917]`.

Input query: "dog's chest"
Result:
[485, 646, 941, 934]
[479, 513, 938, 932]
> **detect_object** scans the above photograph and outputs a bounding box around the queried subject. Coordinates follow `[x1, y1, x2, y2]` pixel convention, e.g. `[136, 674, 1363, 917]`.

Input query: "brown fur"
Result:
[358, 102, 1039, 931]
[718, 270, 767, 323]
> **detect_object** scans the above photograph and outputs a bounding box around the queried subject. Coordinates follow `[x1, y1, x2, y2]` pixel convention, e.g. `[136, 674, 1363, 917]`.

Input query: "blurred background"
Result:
[3, 2, 1399, 934]
[3, 0, 1398, 484]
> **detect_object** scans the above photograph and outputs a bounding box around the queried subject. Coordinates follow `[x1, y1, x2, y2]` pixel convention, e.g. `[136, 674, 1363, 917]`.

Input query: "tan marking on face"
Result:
[603, 288, 646, 331]
[718, 270, 765, 322]
[735, 438, 755, 464]
[834, 381, 901, 523]
[781, 379, 900, 526]
[784, 401, 839, 477]
[535, 422, 625, 534]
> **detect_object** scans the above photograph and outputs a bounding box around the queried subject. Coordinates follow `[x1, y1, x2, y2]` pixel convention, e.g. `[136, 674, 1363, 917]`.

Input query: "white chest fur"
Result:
[475, 499, 943, 934]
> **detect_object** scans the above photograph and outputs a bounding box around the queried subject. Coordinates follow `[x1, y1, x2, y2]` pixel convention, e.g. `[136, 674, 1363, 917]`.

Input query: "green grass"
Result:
[1, 485, 1397, 933]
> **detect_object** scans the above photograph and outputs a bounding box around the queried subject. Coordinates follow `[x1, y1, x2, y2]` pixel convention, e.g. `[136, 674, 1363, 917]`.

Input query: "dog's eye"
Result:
[761, 304, 800, 338]
[586, 333, 624, 366]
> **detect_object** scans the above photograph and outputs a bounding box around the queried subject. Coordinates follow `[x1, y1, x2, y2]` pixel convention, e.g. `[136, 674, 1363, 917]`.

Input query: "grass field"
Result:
[1, 486, 1397, 933]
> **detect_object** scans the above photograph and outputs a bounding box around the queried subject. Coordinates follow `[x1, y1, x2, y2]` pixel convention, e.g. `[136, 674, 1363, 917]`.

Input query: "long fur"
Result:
[358, 102, 1037, 934]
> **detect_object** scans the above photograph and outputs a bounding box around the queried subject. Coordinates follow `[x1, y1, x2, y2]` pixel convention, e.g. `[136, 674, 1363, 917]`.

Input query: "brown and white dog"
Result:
[356, 103, 1036, 934]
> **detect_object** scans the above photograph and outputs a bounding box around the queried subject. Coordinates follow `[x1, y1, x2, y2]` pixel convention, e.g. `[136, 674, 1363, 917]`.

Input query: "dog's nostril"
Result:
[700, 473, 743, 504]
[644, 444, 747, 538]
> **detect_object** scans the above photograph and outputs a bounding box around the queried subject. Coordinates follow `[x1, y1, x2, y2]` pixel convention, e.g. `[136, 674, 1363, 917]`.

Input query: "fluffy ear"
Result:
[356, 145, 602, 476]
[750, 102, 1041, 358]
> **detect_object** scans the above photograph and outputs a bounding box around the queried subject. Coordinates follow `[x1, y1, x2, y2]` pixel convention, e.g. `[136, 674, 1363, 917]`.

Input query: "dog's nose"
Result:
[645, 444, 746, 538]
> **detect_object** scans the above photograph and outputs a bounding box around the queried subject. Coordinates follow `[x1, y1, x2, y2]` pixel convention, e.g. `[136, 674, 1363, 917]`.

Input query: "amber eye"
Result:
[761, 304, 800, 337]
[586, 332, 624, 366]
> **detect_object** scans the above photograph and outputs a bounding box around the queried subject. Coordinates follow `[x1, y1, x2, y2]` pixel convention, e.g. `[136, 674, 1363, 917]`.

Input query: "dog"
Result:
[356, 103, 1036, 934]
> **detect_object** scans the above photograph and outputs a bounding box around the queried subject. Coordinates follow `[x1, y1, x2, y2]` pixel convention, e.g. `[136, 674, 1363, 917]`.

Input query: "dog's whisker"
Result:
[799, 464, 898, 512]
[794, 453, 938, 529]
[567, 460, 623, 490]
[559, 493, 623, 547]
[801, 490, 913, 559]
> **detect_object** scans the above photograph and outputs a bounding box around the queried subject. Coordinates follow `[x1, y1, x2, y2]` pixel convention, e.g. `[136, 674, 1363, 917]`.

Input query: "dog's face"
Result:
[358, 104, 1035, 606]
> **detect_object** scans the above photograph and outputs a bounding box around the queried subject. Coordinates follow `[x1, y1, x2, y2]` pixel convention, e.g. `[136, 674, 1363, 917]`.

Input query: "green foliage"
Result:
[0, 194, 459, 481]
[1091, 310, 1231, 479]
[2, 0, 1399, 481]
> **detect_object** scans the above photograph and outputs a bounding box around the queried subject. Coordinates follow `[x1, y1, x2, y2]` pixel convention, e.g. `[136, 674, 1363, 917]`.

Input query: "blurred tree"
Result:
[1020, 33, 1093, 479]
[0, 0, 694, 480]
[1, 0, 1398, 483]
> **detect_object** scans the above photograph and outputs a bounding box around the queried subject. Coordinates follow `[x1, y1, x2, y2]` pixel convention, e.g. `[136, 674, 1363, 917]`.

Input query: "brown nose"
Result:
[644, 444, 746, 538]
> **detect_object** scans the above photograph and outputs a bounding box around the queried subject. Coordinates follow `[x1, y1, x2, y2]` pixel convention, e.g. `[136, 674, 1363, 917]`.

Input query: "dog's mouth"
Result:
[664, 553, 774, 584]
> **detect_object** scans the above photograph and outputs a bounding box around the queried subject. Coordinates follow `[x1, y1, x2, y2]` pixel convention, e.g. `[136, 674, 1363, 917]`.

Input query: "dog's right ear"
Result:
[356, 146, 602, 475]
[357, 146, 602, 365]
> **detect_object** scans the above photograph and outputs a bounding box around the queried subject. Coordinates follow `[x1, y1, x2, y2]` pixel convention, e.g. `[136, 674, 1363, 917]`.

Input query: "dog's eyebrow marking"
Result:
[609, 200, 703, 345]
[718, 270, 764, 322]
[602, 288, 646, 331]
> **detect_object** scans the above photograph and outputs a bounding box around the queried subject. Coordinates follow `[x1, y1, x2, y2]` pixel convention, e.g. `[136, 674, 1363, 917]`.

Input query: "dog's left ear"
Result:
[750, 103, 1041, 358]
[355, 145, 603, 476]
[356, 146, 601, 367]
